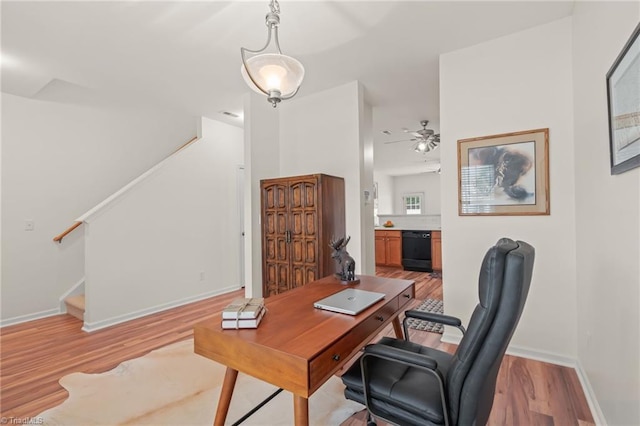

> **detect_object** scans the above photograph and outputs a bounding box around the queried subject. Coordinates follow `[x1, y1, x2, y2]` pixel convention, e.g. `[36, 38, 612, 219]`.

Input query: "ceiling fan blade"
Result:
[383, 138, 418, 144]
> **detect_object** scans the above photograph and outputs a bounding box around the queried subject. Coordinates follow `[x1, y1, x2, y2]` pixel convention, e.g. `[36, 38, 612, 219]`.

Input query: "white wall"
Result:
[572, 2, 640, 424]
[279, 81, 375, 275]
[373, 172, 393, 216]
[1, 93, 196, 324]
[393, 173, 441, 215]
[83, 118, 243, 330]
[440, 18, 577, 357]
[243, 92, 280, 298]
[358, 92, 375, 274]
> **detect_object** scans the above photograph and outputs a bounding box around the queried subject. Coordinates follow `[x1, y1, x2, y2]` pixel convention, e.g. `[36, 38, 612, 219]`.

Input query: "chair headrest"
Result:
[477, 238, 519, 307]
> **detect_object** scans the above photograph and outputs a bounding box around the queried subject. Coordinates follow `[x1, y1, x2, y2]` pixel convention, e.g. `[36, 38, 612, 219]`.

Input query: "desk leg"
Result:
[293, 395, 309, 426]
[214, 367, 238, 426]
[392, 316, 404, 339]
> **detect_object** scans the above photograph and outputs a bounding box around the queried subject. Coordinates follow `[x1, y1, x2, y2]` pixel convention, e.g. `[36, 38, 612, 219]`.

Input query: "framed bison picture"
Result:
[458, 128, 550, 216]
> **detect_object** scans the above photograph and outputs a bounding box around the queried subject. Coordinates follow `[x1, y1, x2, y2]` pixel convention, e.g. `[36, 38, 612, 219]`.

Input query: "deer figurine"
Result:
[329, 236, 356, 282]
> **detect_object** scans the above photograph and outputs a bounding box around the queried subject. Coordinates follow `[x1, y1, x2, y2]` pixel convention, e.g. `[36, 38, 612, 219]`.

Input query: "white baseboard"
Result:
[441, 330, 605, 424]
[0, 308, 61, 328]
[575, 359, 608, 425]
[442, 332, 574, 366]
[82, 285, 241, 332]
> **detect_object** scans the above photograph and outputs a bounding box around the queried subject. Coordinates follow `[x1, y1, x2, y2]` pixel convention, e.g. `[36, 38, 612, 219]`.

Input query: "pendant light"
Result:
[241, 0, 304, 108]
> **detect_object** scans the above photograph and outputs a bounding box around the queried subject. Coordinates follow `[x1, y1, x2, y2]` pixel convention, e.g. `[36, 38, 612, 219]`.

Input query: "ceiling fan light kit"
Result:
[240, 0, 304, 107]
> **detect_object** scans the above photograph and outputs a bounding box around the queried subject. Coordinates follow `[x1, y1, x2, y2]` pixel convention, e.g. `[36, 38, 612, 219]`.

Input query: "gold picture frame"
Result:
[458, 128, 549, 216]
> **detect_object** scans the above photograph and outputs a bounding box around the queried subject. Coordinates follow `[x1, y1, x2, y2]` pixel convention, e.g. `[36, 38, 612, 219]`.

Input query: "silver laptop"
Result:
[313, 288, 386, 315]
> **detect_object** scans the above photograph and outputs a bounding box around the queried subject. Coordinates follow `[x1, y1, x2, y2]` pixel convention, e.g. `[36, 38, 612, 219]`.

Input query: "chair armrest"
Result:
[402, 310, 466, 341]
[405, 310, 462, 327]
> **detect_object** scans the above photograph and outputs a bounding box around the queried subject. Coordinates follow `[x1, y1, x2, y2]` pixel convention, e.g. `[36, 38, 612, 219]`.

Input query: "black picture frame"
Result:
[607, 22, 640, 175]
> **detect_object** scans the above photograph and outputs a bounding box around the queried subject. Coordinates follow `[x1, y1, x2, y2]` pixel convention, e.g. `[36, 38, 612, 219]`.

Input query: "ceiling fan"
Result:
[384, 120, 441, 154]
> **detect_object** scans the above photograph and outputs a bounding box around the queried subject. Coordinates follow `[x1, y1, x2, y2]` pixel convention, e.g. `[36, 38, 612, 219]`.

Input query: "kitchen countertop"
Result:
[375, 227, 441, 231]
[376, 214, 441, 231]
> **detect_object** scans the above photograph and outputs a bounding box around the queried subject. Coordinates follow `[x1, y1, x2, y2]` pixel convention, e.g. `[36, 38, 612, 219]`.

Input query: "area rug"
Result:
[405, 298, 445, 334]
[37, 339, 363, 425]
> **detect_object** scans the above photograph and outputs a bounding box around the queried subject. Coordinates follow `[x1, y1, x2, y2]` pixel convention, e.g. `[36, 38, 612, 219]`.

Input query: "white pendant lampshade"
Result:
[241, 53, 305, 97]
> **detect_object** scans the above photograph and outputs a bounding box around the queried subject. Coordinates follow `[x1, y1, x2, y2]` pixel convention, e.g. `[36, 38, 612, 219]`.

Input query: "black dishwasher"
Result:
[401, 230, 432, 272]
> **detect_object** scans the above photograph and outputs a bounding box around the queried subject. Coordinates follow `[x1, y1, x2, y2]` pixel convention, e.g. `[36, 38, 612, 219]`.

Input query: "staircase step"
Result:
[65, 294, 85, 321]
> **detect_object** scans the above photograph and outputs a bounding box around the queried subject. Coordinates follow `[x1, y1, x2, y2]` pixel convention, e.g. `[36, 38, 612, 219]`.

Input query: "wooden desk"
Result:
[194, 274, 415, 426]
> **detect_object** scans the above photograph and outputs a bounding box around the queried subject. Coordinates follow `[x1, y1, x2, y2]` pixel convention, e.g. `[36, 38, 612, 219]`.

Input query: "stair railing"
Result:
[52, 136, 198, 243]
[53, 221, 82, 243]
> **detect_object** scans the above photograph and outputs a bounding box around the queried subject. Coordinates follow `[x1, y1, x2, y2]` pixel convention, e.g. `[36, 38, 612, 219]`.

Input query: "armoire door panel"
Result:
[291, 266, 305, 289]
[265, 238, 276, 261]
[305, 240, 316, 263]
[264, 186, 275, 210]
[265, 213, 276, 235]
[304, 183, 316, 208]
[305, 212, 316, 236]
[276, 213, 287, 235]
[264, 263, 277, 296]
[291, 212, 303, 235]
[277, 264, 290, 293]
[306, 267, 317, 284]
[291, 240, 303, 262]
[275, 185, 287, 209]
[290, 183, 303, 209]
[276, 238, 288, 261]
[265, 263, 276, 282]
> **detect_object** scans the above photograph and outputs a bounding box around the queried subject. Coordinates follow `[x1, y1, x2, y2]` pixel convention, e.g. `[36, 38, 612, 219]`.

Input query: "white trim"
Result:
[442, 331, 605, 424]
[441, 330, 463, 346]
[0, 308, 61, 328]
[81, 285, 240, 332]
[575, 359, 608, 425]
[441, 332, 575, 366]
[504, 343, 576, 367]
[58, 277, 86, 312]
[77, 136, 201, 223]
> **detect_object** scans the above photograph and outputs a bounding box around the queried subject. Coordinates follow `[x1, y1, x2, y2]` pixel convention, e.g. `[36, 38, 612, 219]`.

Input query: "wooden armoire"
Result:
[261, 173, 345, 297]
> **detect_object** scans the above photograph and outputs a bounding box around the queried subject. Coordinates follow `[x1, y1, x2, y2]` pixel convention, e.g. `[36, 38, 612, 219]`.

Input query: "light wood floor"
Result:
[1, 268, 594, 425]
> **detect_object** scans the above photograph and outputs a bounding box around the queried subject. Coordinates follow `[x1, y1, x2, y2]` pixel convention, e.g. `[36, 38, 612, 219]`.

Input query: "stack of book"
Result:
[221, 297, 266, 329]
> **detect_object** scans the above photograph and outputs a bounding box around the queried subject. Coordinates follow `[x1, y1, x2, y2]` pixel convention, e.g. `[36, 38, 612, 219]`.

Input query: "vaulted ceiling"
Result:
[1, 1, 575, 175]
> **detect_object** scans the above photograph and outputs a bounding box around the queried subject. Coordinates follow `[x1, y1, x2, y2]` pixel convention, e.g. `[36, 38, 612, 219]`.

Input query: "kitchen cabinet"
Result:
[432, 230, 442, 271]
[375, 230, 402, 267]
[261, 174, 345, 297]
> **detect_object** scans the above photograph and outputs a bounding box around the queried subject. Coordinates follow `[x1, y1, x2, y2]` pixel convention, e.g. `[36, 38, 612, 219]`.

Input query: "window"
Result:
[403, 193, 423, 215]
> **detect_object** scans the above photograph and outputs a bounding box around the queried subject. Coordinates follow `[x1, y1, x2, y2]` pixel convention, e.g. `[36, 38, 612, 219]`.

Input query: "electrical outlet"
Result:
[199, 271, 205, 281]
[24, 220, 35, 231]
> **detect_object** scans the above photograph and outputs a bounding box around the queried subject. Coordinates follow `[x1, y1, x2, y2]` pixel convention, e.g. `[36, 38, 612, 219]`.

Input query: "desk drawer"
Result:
[399, 285, 414, 309]
[309, 296, 399, 390]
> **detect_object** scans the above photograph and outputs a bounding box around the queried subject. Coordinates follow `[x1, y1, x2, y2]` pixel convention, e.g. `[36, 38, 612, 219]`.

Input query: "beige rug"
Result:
[38, 339, 363, 425]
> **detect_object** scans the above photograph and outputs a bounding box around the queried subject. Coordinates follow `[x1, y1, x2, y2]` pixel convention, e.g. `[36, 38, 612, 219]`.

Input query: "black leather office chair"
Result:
[341, 238, 535, 426]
